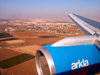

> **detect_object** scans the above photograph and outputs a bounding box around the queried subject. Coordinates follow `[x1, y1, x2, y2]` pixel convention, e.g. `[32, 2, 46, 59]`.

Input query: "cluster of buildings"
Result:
[33, 24, 80, 35]
[0, 19, 82, 35]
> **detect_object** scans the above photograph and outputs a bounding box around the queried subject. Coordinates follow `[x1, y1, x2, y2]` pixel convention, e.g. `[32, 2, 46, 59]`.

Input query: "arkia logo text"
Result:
[71, 59, 89, 70]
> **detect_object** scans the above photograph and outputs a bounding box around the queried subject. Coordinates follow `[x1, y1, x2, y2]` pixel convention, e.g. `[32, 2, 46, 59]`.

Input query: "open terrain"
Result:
[14, 45, 41, 55]
[0, 48, 37, 75]
[5, 59, 38, 75]
[0, 48, 22, 61]
[0, 54, 34, 69]
[6, 39, 25, 44]
[10, 30, 84, 46]
[0, 24, 99, 75]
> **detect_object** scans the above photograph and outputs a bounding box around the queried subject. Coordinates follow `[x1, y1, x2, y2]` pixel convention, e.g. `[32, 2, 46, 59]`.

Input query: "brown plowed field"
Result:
[0, 48, 22, 61]
[6, 40, 25, 44]
[14, 45, 41, 55]
[10, 31, 84, 46]
[6, 59, 38, 75]
[0, 48, 38, 75]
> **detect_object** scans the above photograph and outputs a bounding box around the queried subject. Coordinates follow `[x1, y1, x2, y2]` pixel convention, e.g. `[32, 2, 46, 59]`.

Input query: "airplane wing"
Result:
[69, 13, 100, 37]
[69, 13, 100, 48]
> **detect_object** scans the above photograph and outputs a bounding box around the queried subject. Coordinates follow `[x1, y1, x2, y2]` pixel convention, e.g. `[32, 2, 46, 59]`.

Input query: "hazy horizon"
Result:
[0, 0, 100, 20]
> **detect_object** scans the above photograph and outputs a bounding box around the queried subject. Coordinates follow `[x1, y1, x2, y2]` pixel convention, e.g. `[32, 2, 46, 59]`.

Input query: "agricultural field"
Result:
[0, 54, 34, 69]
[0, 33, 13, 38]
[0, 38, 18, 42]
[5, 59, 38, 75]
[0, 48, 22, 61]
[14, 45, 41, 55]
[6, 39, 25, 44]
[10, 30, 84, 46]
[0, 28, 99, 75]
[0, 48, 37, 75]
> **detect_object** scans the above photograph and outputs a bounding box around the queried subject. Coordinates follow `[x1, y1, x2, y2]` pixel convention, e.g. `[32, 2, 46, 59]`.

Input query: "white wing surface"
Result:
[69, 13, 100, 37]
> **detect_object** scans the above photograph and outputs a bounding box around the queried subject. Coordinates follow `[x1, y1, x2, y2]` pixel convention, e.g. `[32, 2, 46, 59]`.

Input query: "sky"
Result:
[0, 0, 100, 19]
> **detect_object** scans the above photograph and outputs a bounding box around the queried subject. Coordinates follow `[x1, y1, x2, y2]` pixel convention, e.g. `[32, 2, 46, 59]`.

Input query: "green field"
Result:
[39, 35, 58, 38]
[0, 54, 35, 69]
[0, 38, 18, 42]
[0, 33, 13, 38]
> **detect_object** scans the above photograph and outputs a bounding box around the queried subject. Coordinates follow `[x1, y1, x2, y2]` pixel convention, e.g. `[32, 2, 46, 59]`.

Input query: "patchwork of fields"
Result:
[0, 32, 100, 75]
